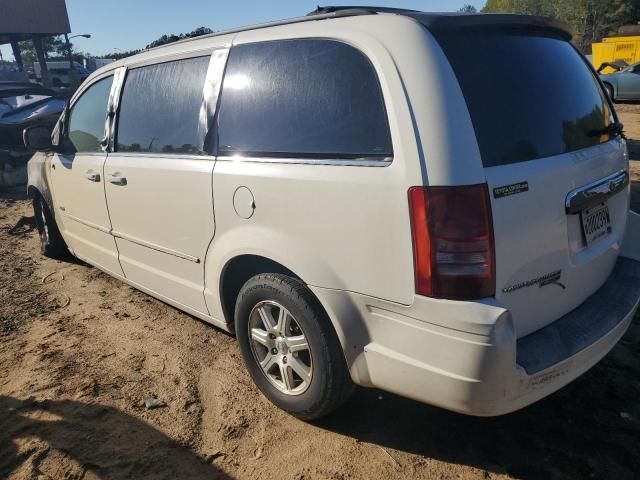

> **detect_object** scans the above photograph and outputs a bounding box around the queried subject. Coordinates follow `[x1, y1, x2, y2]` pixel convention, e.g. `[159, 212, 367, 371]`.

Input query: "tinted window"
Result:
[217, 40, 392, 159]
[434, 30, 613, 167]
[117, 56, 209, 155]
[67, 75, 113, 152]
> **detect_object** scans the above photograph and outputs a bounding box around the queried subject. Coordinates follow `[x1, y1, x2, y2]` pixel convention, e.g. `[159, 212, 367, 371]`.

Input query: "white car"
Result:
[24, 7, 640, 420]
[32, 61, 91, 88]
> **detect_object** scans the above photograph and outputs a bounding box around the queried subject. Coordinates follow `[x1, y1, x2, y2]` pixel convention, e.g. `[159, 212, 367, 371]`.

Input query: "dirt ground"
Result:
[2, 108, 640, 480]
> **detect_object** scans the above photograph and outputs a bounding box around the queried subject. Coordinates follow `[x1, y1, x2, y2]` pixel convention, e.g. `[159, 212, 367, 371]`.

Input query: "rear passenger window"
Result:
[217, 39, 392, 159]
[116, 56, 209, 155]
[67, 75, 113, 153]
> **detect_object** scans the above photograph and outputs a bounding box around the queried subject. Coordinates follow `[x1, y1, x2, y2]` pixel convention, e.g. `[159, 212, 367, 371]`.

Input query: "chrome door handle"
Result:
[85, 170, 100, 182]
[108, 174, 127, 186]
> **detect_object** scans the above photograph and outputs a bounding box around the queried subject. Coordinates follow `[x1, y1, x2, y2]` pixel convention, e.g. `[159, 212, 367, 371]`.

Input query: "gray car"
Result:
[600, 61, 640, 101]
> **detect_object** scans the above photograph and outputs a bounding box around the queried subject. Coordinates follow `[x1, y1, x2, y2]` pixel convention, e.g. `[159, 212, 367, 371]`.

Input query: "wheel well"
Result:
[220, 255, 301, 330]
[603, 81, 614, 96]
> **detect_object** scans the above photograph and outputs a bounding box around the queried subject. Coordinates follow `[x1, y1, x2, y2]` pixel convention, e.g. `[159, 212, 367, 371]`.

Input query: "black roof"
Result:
[309, 6, 422, 15]
[409, 12, 571, 40]
[309, 6, 572, 40]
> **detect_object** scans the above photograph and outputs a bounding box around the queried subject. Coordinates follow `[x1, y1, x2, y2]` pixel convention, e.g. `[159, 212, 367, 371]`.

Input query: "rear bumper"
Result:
[516, 256, 640, 375]
[311, 212, 640, 416]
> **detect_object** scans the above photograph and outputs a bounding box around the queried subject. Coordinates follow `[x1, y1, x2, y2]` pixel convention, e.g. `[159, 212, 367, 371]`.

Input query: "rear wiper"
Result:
[609, 121, 625, 138]
[588, 121, 625, 139]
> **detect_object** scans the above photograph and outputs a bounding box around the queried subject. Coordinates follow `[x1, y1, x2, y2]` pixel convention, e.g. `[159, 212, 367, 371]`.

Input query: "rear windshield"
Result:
[433, 29, 613, 167]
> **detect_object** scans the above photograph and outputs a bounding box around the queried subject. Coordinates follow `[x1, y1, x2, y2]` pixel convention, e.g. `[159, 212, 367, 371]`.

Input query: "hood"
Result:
[0, 96, 65, 125]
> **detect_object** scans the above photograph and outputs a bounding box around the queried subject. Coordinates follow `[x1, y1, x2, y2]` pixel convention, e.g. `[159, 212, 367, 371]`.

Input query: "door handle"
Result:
[565, 170, 628, 214]
[108, 173, 127, 186]
[85, 170, 101, 182]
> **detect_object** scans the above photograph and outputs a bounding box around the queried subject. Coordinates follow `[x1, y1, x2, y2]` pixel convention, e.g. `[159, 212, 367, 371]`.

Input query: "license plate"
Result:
[581, 202, 611, 247]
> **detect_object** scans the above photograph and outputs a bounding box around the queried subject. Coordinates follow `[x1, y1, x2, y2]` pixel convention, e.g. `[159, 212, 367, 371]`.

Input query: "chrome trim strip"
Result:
[125, 48, 216, 70]
[216, 155, 393, 167]
[111, 67, 127, 114]
[111, 230, 201, 263]
[60, 210, 111, 234]
[61, 209, 200, 263]
[106, 67, 127, 152]
[199, 48, 229, 152]
[59, 152, 106, 157]
[106, 152, 216, 161]
[565, 169, 629, 214]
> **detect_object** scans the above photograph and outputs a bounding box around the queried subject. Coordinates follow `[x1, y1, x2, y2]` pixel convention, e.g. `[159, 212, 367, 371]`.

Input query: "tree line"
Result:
[14, 27, 214, 64]
[482, 0, 640, 52]
[104, 26, 214, 60]
[12, 2, 640, 64]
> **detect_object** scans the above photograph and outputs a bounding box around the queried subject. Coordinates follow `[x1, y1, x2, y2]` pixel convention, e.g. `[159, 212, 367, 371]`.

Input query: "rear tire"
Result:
[235, 273, 353, 420]
[604, 83, 615, 101]
[32, 194, 68, 259]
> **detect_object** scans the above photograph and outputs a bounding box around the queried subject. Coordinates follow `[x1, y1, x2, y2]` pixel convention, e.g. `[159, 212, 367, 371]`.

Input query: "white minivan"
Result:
[24, 7, 640, 420]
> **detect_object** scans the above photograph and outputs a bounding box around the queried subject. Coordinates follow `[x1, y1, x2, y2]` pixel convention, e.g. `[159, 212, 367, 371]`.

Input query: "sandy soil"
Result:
[1, 107, 640, 480]
[617, 104, 640, 212]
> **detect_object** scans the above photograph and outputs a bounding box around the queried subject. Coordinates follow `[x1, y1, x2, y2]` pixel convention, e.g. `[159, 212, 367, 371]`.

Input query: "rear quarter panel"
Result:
[203, 15, 489, 323]
[206, 160, 414, 308]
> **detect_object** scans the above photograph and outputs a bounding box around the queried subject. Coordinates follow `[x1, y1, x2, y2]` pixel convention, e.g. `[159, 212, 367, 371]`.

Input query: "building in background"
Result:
[84, 57, 115, 71]
[0, 0, 71, 87]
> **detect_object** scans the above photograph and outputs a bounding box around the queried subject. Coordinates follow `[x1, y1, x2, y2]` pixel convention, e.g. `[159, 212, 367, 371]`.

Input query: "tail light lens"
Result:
[408, 184, 495, 300]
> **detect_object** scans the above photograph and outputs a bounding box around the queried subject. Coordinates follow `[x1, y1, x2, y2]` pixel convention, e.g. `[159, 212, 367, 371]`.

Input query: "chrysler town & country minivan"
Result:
[24, 7, 640, 419]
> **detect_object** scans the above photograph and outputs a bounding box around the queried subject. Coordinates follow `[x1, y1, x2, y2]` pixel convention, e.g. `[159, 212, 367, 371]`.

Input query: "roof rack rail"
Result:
[308, 6, 422, 16]
[149, 9, 375, 52]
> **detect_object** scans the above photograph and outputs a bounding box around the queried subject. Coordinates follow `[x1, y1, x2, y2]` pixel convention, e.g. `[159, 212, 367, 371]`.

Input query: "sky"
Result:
[1, 0, 485, 61]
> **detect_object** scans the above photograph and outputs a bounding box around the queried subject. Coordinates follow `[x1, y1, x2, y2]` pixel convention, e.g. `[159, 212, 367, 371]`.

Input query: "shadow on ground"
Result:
[631, 181, 640, 213]
[0, 188, 28, 202]
[628, 138, 640, 159]
[627, 139, 640, 213]
[317, 313, 640, 480]
[0, 396, 231, 479]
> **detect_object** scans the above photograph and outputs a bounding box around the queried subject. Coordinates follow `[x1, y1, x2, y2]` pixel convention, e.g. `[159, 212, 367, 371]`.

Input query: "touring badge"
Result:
[502, 270, 565, 293]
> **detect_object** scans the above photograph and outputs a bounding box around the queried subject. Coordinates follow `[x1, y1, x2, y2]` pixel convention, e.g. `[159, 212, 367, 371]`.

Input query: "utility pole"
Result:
[65, 34, 91, 88]
[64, 33, 73, 70]
[10, 41, 24, 72]
[33, 36, 50, 88]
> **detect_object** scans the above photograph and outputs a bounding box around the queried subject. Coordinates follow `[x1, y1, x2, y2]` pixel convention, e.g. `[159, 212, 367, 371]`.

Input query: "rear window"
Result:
[216, 39, 392, 159]
[434, 30, 613, 167]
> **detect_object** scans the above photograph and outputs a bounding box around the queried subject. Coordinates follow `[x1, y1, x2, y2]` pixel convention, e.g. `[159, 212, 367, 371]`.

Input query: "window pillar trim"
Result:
[105, 66, 127, 153]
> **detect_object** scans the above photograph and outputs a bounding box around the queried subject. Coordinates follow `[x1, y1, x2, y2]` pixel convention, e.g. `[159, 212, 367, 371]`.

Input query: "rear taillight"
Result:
[408, 184, 495, 300]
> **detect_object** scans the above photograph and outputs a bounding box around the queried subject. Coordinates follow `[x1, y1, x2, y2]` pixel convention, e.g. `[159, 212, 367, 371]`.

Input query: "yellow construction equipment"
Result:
[592, 35, 640, 73]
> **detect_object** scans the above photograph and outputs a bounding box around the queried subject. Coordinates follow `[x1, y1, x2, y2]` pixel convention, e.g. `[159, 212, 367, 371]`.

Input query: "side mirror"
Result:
[23, 125, 53, 151]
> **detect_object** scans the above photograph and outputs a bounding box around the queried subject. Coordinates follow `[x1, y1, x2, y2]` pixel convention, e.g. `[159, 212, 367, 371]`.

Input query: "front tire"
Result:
[235, 273, 353, 420]
[32, 194, 68, 259]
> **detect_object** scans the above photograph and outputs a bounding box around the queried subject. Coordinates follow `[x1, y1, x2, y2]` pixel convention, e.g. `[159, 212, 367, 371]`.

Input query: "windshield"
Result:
[432, 29, 614, 167]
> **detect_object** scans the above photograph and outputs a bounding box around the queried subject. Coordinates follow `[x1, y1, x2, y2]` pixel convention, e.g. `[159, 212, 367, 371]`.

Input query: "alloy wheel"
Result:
[248, 300, 313, 395]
